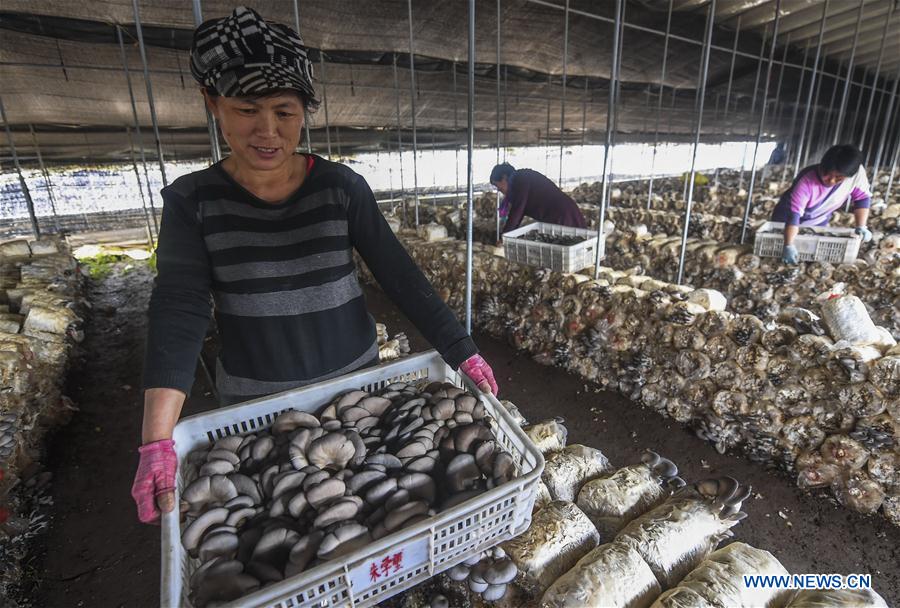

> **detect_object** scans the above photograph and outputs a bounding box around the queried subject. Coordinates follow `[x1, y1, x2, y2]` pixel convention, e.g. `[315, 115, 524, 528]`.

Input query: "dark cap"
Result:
[190, 6, 318, 105]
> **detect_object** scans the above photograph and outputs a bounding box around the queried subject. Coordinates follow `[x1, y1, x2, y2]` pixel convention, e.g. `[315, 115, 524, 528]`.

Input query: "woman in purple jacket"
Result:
[771, 145, 872, 264]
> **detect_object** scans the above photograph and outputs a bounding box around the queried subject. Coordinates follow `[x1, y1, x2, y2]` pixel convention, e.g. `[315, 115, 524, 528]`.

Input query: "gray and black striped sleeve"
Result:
[142, 182, 213, 394]
[347, 173, 477, 369]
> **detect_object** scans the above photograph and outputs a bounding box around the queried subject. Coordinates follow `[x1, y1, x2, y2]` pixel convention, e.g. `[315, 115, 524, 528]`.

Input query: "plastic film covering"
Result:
[542, 444, 613, 502]
[674, 542, 793, 608]
[502, 500, 600, 595]
[541, 540, 662, 608]
[615, 496, 741, 589]
[784, 589, 889, 608]
[522, 418, 568, 455]
[576, 463, 667, 538]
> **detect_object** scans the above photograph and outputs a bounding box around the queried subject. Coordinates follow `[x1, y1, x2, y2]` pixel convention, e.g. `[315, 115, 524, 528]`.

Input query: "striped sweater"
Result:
[142, 155, 477, 403]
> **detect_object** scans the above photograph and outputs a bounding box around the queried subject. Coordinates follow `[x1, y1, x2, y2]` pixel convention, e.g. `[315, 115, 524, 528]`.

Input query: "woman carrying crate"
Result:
[490, 163, 588, 238]
[131, 7, 498, 524]
[771, 144, 873, 264]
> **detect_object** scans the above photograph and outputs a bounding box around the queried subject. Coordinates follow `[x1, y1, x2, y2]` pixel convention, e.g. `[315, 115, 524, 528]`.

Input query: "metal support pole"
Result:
[770, 33, 790, 146]
[132, 0, 168, 188]
[782, 40, 810, 183]
[593, 0, 623, 278]
[28, 125, 61, 233]
[318, 53, 332, 159]
[559, 0, 569, 186]
[193, 0, 222, 162]
[884, 133, 899, 202]
[127, 127, 156, 247]
[675, 0, 716, 285]
[859, 2, 894, 157]
[452, 61, 459, 198]
[833, 2, 864, 145]
[393, 54, 405, 198]
[804, 62, 827, 167]
[581, 77, 588, 148]
[496, 0, 502, 241]
[739, 23, 769, 190]
[795, 0, 829, 175]
[646, 0, 673, 210]
[465, 0, 475, 334]
[817, 63, 842, 156]
[292, 0, 312, 154]
[740, 0, 780, 244]
[545, 73, 552, 176]
[117, 24, 159, 233]
[724, 15, 741, 120]
[407, 0, 420, 226]
[0, 96, 40, 239]
[872, 67, 900, 185]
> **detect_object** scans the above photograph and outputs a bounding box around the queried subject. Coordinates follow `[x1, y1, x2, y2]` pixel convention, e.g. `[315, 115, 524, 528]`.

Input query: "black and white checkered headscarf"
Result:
[190, 6, 318, 107]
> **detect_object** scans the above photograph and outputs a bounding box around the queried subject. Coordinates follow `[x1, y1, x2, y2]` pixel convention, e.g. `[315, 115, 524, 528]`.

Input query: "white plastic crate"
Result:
[161, 351, 544, 608]
[753, 221, 861, 264]
[503, 222, 605, 273]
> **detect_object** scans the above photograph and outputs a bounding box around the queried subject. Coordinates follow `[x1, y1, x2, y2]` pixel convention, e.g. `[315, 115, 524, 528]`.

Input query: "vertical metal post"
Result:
[740, 0, 780, 244]
[581, 77, 588, 148]
[803, 62, 827, 167]
[723, 14, 741, 118]
[872, 67, 900, 184]
[132, 0, 168, 187]
[28, 125, 61, 233]
[0, 96, 40, 239]
[646, 0, 673, 210]
[502, 65, 508, 159]
[465, 0, 475, 334]
[452, 61, 459, 197]
[739, 22, 769, 190]
[545, 73, 552, 176]
[117, 24, 159, 233]
[782, 39, 810, 183]
[292, 0, 312, 154]
[318, 53, 332, 159]
[859, 2, 894, 157]
[407, 0, 420, 226]
[884, 133, 899, 202]
[430, 127, 437, 211]
[675, 0, 716, 285]
[833, 2, 864, 144]
[795, 0, 829, 175]
[817, 63, 841, 156]
[127, 127, 156, 247]
[28, 124, 61, 233]
[496, 0, 502, 241]
[769, 32, 790, 147]
[594, 0, 623, 279]
[393, 54, 405, 197]
[559, 0, 569, 187]
[193, 0, 221, 162]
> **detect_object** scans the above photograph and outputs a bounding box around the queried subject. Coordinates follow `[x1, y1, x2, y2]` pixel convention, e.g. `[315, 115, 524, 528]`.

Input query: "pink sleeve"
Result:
[850, 172, 871, 201]
[790, 175, 813, 216]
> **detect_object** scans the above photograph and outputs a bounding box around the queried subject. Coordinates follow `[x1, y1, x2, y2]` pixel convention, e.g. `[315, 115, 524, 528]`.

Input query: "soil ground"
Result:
[28, 263, 900, 607]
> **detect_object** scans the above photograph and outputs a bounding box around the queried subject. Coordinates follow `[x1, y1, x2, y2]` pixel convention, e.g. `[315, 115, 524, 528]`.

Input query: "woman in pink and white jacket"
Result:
[771, 144, 872, 264]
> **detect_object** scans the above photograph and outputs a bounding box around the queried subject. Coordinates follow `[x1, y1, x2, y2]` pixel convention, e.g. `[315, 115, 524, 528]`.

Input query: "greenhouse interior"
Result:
[1, 0, 899, 606]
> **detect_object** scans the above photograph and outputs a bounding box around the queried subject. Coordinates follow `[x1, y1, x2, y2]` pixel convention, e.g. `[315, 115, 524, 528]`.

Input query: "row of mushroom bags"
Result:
[354, 232, 900, 527]
[0, 238, 84, 593]
[507, 419, 888, 608]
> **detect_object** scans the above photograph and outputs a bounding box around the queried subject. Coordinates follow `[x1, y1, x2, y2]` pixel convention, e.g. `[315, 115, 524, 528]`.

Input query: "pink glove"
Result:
[131, 439, 177, 524]
[459, 354, 499, 396]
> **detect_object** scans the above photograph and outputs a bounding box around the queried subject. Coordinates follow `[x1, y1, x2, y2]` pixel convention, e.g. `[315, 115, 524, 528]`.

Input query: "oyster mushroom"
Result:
[182, 475, 238, 515]
[272, 410, 320, 435]
[445, 453, 483, 494]
[251, 527, 301, 569]
[307, 432, 357, 470]
[306, 478, 346, 510]
[317, 522, 372, 560]
[314, 497, 362, 528]
[285, 531, 324, 577]
[182, 507, 230, 557]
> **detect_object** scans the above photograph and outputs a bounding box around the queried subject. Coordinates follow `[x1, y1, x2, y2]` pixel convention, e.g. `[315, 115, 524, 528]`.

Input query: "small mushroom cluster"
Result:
[179, 380, 518, 606]
[446, 546, 519, 601]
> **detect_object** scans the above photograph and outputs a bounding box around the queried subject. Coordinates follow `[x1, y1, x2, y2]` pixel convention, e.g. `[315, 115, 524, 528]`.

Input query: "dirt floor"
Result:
[28, 263, 900, 607]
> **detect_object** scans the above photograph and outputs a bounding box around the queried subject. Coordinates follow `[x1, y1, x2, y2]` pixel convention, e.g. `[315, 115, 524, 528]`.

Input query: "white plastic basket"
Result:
[753, 221, 861, 264]
[503, 222, 605, 273]
[161, 351, 544, 608]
